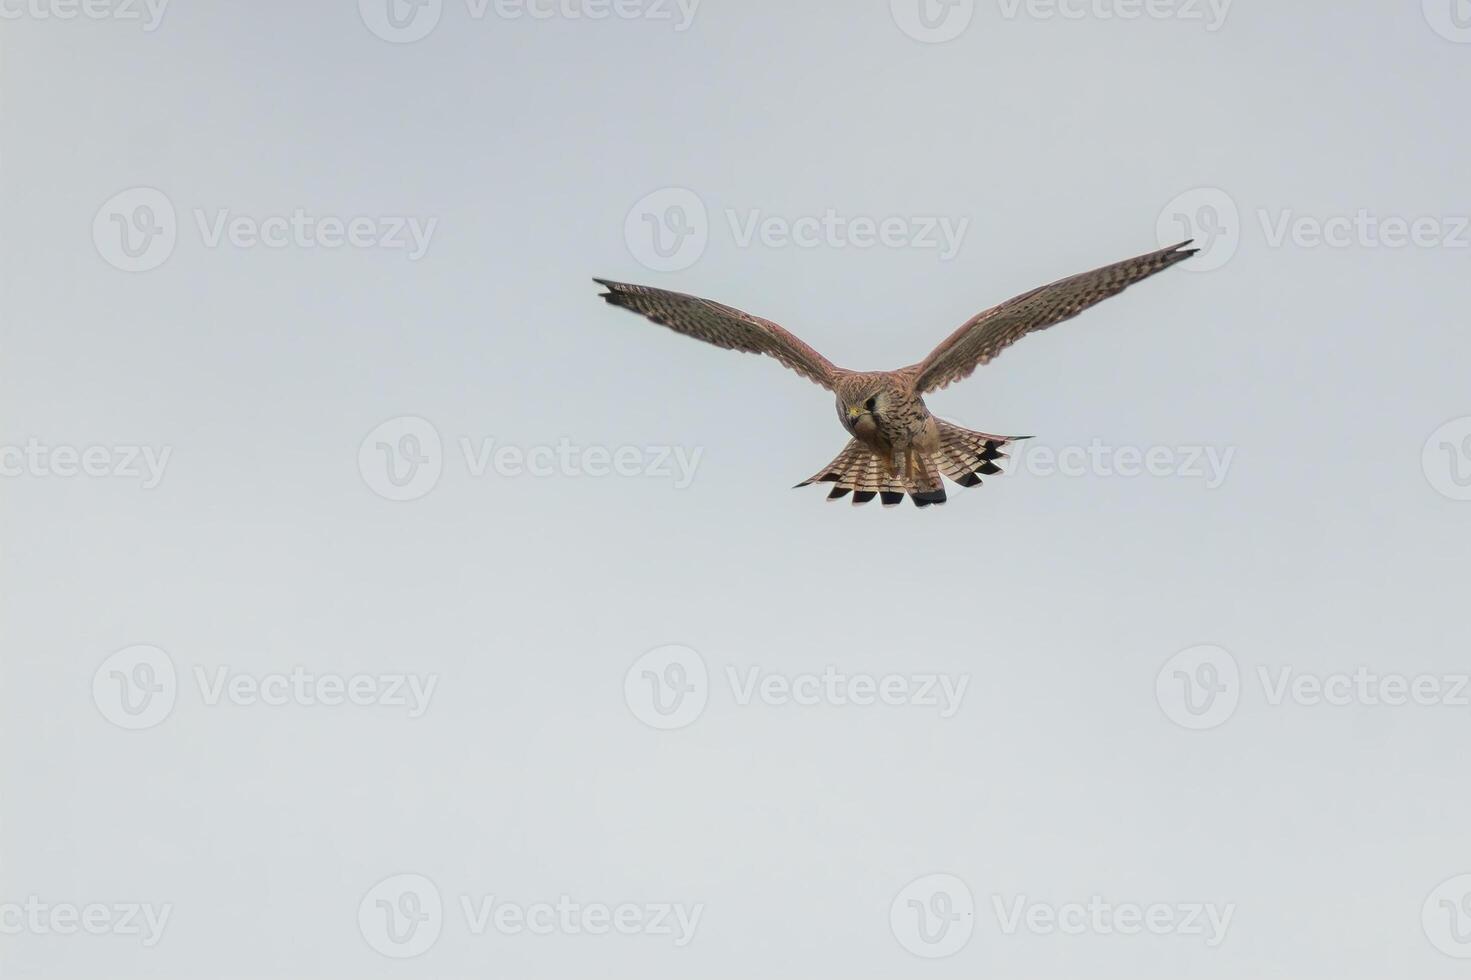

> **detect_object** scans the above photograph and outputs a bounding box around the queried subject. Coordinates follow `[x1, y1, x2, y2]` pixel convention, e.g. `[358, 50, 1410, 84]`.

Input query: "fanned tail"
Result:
[797, 423, 1027, 508]
[795, 441, 945, 508]
[933, 420, 1024, 490]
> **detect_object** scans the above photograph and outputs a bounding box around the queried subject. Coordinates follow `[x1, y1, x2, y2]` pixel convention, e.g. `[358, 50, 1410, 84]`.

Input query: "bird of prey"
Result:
[595, 240, 1196, 508]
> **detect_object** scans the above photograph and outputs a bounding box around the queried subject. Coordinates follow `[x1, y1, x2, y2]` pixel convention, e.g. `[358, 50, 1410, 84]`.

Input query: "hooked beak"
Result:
[847, 405, 866, 420]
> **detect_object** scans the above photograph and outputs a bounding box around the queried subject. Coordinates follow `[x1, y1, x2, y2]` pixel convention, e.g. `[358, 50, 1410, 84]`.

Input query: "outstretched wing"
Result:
[907, 240, 1198, 393]
[594, 279, 840, 389]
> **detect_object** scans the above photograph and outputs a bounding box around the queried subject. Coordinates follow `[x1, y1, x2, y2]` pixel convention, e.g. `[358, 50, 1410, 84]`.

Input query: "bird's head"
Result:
[839, 388, 887, 438]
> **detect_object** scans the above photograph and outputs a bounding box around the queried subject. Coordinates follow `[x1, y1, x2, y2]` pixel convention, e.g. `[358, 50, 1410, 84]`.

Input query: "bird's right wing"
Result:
[594, 279, 840, 390]
[906, 240, 1198, 393]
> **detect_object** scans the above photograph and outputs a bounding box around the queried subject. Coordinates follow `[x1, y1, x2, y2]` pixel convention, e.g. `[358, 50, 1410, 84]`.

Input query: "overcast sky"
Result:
[3, 1, 1471, 977]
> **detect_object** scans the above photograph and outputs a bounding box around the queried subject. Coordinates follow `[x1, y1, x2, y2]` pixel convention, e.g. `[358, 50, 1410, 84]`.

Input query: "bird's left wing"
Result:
[594, 279, 839, 390]
[906, 240, 1197, 393]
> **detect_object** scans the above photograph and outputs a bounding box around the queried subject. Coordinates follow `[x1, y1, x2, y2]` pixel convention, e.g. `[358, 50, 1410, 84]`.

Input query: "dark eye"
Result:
[864, 396, 878, 412]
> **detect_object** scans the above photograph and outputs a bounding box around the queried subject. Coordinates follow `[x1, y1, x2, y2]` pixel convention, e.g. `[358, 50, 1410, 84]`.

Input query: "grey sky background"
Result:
[3, 1, 1470, 977]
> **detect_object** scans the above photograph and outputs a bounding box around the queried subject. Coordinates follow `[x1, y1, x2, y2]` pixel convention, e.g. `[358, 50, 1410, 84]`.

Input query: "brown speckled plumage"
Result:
[595, 240, 1196, 508]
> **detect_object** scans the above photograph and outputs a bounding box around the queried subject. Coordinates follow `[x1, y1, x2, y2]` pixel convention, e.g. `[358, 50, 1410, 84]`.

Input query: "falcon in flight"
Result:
[595, 240, 1196, 508]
